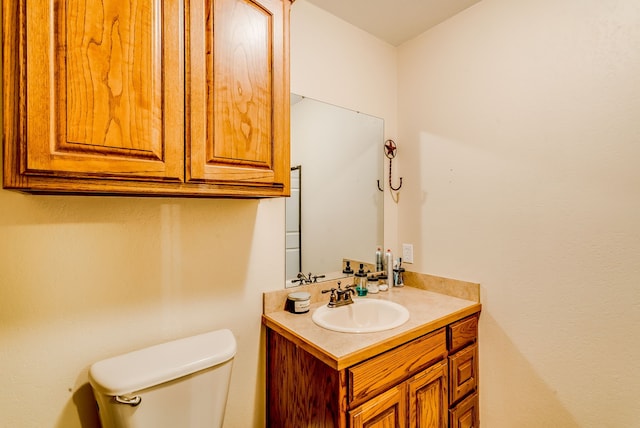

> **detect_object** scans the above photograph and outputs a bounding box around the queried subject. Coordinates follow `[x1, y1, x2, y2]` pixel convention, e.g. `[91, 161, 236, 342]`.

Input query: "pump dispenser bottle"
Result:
[354, 263, 368, 296]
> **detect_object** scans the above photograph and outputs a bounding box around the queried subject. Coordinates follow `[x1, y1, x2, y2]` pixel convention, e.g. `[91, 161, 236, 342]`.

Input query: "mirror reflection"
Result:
[286, 95, 384, 287]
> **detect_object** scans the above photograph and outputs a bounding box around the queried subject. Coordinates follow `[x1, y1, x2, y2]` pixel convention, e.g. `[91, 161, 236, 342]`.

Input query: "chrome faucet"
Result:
[321, 281, 355, 308]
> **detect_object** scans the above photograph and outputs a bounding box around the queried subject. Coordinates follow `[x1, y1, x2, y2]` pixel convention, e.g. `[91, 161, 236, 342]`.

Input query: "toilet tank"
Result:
[89, 329, 236, 428]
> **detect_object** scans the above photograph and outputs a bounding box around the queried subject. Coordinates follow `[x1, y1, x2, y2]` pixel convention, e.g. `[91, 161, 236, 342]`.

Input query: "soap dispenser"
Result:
[343, 260, 354, 275]
[354, 263, 368, 296]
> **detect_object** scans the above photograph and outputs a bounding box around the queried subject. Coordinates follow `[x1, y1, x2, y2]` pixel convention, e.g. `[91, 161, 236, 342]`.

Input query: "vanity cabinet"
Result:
[2, 0, 292, 197]
[266, 314, 479, 428]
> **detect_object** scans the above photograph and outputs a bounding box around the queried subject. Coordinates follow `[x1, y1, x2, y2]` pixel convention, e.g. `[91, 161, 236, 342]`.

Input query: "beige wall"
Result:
[7, 1, 635, 427]
[398, 0, 640, 426]
[0, 2, 397, 428]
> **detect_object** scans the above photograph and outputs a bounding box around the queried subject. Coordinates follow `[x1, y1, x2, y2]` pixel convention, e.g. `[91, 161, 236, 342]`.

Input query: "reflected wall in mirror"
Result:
[286, 95, 384, 287]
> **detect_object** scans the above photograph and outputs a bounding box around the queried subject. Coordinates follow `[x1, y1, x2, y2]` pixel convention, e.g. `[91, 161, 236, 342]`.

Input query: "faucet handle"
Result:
[321, 287, 338, 307]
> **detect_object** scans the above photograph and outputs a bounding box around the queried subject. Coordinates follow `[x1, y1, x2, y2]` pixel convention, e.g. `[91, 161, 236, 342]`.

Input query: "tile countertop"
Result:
[262, 272, 482, 371]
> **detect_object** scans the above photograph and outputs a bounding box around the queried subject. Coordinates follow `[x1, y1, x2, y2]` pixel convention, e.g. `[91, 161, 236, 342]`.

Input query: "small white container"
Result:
[367, 277, 380, 294]
[378, 274, 389, 291]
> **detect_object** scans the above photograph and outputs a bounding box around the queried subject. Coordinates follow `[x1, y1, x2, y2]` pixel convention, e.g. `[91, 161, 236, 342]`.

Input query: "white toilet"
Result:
[89, 329, 236, 428]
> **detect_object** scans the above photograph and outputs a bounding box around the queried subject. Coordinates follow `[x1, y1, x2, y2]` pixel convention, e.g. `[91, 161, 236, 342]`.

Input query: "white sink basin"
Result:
[312, 298, 410, 333]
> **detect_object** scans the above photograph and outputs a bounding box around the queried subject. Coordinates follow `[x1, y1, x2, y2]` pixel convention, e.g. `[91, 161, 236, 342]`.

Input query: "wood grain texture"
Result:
[448, 314, 478, 353]
[449, 343, 478, 406]
[64, 0, 157, 152]
[211, 0, 271, 164]
[349, 383, 407, 428]
[187, 0, 290, 190]
[348, 329, 447, 407]
[266, 329, 346, 428]
[24, 0, 183, 177]
[449, 391, 479, 428]
[2, 0, 26, 188]
[3, 0, 291, 198]
[408, 360, 448, 428]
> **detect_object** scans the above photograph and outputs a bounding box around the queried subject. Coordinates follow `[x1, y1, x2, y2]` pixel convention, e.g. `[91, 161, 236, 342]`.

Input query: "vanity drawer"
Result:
[448, 315, 478, 353]
[348, 328, 447, 406]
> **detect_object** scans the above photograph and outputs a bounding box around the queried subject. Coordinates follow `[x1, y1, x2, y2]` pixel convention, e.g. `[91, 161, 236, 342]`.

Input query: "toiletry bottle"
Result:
[384, 249, 394, 286]
[375, 247, 383, 272]
[354, 264, 368, 296]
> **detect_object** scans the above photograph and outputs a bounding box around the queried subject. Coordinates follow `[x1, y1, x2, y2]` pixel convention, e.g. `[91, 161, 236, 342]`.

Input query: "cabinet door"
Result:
[349, 383, 407, 428]
[18, 1, 184, 182]
[449, 343, 478, 405]
[449, 392, 479, 428]
[187, 0, 290, 195]
[408, 360, 448, 428]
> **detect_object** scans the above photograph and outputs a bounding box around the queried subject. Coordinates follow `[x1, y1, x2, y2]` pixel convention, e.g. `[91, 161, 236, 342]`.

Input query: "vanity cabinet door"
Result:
[7, 1, 184, 186]
[187, 0, 290, 195]
[449, 343, 478, 405]
[408, 360, 448, 428]
[349, 383, 407, 428]
[449, 392, 479, 428]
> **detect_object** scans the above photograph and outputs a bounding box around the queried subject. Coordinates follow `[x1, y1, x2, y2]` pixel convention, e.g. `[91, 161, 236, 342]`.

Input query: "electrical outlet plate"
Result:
[402, 243, 414, 264]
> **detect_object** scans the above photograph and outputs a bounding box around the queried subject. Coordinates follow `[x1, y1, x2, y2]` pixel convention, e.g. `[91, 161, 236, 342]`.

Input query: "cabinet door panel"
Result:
[349, 383, 406, 428]
[188, 0, 289, 190]
[408, 360, 447, 428]
[449, 343, 478, 405]
[449, 392, 479, 428]
[24, 0, 184, 180]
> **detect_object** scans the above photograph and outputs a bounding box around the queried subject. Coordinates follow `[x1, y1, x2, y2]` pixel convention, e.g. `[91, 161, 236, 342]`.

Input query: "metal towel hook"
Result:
[377, 139, 403, 192]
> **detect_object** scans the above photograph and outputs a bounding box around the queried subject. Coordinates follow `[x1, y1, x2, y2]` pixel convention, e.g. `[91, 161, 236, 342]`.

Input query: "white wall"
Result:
[0, 2, 398, 427]
[397, 0, 640, 425]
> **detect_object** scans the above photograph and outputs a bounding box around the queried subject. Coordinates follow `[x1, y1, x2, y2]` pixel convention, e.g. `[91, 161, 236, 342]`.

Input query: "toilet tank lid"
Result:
[89, 329, 236, 396]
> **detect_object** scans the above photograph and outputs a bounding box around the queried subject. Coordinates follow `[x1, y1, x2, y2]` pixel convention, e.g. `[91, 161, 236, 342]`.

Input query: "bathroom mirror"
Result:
[285, 95, 384, 287]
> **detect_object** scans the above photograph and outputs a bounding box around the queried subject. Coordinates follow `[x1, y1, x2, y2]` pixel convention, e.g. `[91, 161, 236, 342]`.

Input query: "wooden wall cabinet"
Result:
[266, 315, 480, 428]
[3, 0, 293, 197]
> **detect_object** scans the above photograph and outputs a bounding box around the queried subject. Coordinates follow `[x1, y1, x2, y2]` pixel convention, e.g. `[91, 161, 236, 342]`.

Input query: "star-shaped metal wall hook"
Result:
[378, 139, 403, 192]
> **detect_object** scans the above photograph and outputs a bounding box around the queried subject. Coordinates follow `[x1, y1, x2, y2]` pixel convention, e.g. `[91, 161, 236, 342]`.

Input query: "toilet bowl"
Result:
[89, 329, 236, 428]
